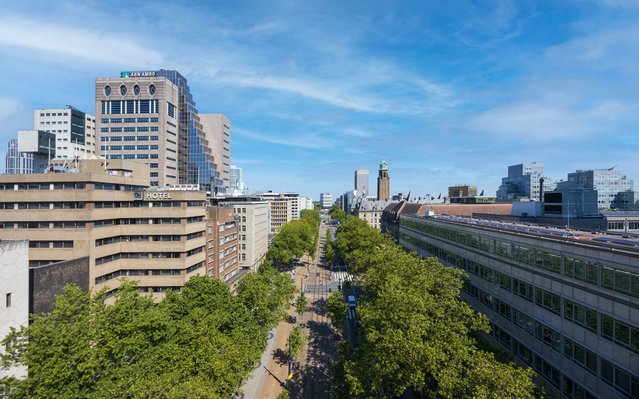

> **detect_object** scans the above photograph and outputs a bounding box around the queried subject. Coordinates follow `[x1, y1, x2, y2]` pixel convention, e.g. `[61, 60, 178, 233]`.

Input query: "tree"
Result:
[295, 292, 308, 317]
[287, 326, 305, 359]
[326, 291, 347, 329]
[329, 204, 346, 222]
[331, 217, 537, 399]
[0, 275, 292, 399]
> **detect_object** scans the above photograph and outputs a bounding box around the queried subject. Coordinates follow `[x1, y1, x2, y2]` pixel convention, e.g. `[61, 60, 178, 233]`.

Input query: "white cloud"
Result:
[467, 100, 632, 141]
[234, 127, 336, 150]
[0, 15, 165, 67]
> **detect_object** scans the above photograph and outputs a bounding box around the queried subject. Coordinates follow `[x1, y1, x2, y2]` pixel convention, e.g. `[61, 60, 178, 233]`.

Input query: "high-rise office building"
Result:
[34, 106, 96, 159]
[229, 165, 247, 196]
[497, 162, 555, 201]
[320, 193, 333, 209]
[95, 70, 221, 191]
[4, 139, 32, 174]
[393, 213, 639, 398]
[557, 168, 635, 210]
[377, 160, 390, 201]
[354, 169, 370, 197]
[199, 114, 231, 193]
[15, 130, 56, 173]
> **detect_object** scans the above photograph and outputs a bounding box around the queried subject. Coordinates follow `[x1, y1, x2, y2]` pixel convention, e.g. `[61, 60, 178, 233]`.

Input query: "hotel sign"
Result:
[121, 71, 157, 78]
[146, 192, 172, 200]
[134, 191, 172, 200]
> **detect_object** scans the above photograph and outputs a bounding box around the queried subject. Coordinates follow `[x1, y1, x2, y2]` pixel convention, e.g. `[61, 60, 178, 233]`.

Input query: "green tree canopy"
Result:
[331, 216, 537, 399]
[1, 272, 295, 399]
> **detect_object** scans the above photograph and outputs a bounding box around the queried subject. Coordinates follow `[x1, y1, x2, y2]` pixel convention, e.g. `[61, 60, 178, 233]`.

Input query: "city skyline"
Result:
[1, 1, 639, 199]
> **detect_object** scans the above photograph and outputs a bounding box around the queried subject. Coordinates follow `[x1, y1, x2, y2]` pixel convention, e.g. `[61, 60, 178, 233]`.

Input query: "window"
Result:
[566, 257, 599, 285]
[601, 314, 639, 353]
[513, 279, 533, 302]
[564, 299, 598, 333]
[535, 288, 560, 315]
[564, 337, 597, 375]
[168, 103, 176, 118]
[5, 293, 11, 307]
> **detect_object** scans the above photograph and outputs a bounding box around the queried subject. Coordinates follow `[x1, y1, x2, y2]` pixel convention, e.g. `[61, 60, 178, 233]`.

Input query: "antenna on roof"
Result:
[608, 165, 617, 171]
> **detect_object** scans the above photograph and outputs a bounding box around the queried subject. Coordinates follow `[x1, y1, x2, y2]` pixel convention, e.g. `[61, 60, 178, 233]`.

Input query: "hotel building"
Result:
[0, 159, 208, 300]
[394, 213, 639, 398]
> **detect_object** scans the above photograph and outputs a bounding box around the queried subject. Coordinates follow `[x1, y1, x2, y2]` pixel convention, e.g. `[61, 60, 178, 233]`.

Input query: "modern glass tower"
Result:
[154, 70, 222, 193]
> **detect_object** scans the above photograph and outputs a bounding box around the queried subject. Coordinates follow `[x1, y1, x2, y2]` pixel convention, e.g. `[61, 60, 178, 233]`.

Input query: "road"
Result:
[242, 222, 338, 399]
[289, 222, 339, 399]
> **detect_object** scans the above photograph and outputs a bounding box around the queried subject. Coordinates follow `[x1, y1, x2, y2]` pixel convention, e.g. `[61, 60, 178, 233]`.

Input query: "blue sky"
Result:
[1, 0, 638, 200]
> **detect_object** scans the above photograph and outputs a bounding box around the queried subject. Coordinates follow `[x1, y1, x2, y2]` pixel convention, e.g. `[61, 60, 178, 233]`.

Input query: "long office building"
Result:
[393, 213, 638, 398]
[0, 159, 209, 300]
[95, 70, 224, 192]
[199, 114, 231, 193]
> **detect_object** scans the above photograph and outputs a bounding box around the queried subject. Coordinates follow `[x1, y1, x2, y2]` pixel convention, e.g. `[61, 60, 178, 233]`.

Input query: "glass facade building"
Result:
[4, 139, 33, 174]
[155, 70, 222, 193]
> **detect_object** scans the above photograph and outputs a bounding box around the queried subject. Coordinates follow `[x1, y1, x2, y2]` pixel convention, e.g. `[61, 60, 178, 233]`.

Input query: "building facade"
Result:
[5, 139, 34, 174]
[34, 106, 96, 159]
[377, 160, 390, 201]
[449, 185, 478, 198]
[558, 169, 635, 211]
[355, 169, 370, 197]
[396, 214, 639, 398]
[205, 206, 239, 282]
[320, 193, 333, 209]
[96, 70, 222, 192]
[0, 159, 209, 300]
[199, 114, 231, 193]
[209, 196, 269, 272]
[497, 163, 555, 201]
[0, 239, 28, 379]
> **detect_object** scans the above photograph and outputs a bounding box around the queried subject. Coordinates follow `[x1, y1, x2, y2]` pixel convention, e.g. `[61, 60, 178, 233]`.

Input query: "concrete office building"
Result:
[557, 168, 635, 211]
[497, 163, 555, 201]
[204, 206, 239, 284]
[320, 193, 333, 209]
[259, 192, 306, 232]
[34, 106, 96, 159]
[352, 198, 391, 230]
[96, 70, 222, 192]
[209, 196, 269, 272]
[377, 160, 390, 201]
[0, 239, 28, 379]
[16, 130, 57, 173]
[394, 213, 639, 398]
[199, 114, 231, 193]
[355, 169, 370, 197]
[0, 159, 209, 300]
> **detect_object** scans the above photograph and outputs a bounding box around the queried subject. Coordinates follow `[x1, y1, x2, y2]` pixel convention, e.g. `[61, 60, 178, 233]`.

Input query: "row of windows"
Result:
[104, 286, 182, 299]
[96, 251, 183, 265]
[95, 234, 199, 246]
[400, 232, 639, 354]
[186, 261, 204, 274]
[472, 284, 638, 398]
[95, 269, 183, 284]
[100, 100, 159, 115]
[106, 154, 158, 160]
[29, 241, 73, 249]
[94, 183, 144, 191]
[100, 145, 159, 151]
[100, 126, 159, 133]
[0, 182, 86, 190]
[0, 202, 85, 210]
[401, 218, 639, 297]
[100, 135, 160, 142]
[101, 117, 159, 124]
[94, 218, 183, 227]
[0, 222, 86, 229]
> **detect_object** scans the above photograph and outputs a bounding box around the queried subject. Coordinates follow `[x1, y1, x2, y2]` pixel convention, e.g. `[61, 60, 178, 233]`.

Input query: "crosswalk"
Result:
[330, 271, 354, 283]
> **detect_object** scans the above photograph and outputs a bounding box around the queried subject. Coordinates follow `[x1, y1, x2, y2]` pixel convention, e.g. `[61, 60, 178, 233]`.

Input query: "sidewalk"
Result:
[241, 265, 308, 399]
